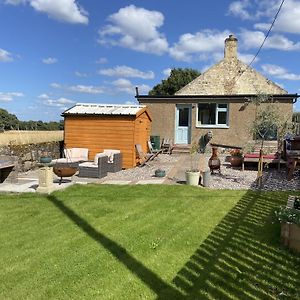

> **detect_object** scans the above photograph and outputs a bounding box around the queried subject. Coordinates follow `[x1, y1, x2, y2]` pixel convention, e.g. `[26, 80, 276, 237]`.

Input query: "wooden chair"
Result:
[135, 144, 155, 167]
[161, 138, 174, 154]
[147, 140, 163, 155]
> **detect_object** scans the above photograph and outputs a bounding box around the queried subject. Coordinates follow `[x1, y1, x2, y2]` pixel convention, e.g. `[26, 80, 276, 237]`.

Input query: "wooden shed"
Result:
[62, 103, 152, 169]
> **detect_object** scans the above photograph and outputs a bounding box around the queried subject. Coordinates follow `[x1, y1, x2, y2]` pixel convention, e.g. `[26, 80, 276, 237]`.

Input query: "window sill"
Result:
[196, 125, 229, 129]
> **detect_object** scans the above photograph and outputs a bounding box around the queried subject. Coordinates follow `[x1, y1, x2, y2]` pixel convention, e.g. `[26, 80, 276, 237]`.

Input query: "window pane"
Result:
[198, 103, 216, 125]
[218, 111, 227, 124]
[179, 107, 189, 126]
[218, 104, 227, 108]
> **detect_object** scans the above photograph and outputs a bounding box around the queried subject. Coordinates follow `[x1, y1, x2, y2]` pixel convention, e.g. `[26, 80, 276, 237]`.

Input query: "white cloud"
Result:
[0, 92, 24, 102]
[50, 82, 61, 88]
[5, 0, 88, 24]
[111, 78, 150, 95]
[68, 85, 104, 94]
[254, 23, 271, 31]
[239, 30, 300, 51]
[238, 52, 259, 64]
[0, 48, 13, 62]
[43, 97, 75, 107]
[261, 64, 300, 80]
[228, 0, 254, 20]
[51, 82, 104, 94]
[98, 5, 168, 55]
[169, 29, 231, 62]
[267, 0, 300, 34]
[74, 71, 88, 77]
[42, 57, 58, 64]
[95, 57, 108, 64]
[162, 68, 171, 77]
[98, 65, 154, 79]
[38, 93, 50, 99]
[229, 0, 300, 35]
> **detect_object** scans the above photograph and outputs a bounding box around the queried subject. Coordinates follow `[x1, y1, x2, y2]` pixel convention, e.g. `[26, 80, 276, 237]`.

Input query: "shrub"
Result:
[275, 206, 300, 225]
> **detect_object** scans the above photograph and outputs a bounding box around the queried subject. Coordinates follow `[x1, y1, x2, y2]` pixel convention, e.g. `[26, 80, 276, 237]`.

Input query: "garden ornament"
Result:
[199, 131, 213, 153]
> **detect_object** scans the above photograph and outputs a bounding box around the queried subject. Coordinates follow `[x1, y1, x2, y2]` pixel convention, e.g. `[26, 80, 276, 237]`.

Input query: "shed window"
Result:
[197, 103, 228, 127]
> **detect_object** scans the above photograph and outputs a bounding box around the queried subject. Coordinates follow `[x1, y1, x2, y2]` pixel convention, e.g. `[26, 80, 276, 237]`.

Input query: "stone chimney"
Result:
[224, 34, 238, 60]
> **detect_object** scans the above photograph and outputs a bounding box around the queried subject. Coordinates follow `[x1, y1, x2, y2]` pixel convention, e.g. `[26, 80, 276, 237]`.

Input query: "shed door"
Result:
[175, 105, 191, 144]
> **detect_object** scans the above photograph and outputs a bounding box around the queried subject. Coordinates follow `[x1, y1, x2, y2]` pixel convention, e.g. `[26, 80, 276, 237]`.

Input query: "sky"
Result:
[1, 0, 300, 121]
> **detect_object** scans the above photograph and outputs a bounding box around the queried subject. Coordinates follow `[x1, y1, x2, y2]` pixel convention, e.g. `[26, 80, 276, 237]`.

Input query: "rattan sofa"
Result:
[52, 147, 89, 168]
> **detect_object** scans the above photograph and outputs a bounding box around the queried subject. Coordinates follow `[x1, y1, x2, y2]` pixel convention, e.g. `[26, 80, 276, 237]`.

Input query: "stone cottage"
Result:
[136, 35, 298, 147]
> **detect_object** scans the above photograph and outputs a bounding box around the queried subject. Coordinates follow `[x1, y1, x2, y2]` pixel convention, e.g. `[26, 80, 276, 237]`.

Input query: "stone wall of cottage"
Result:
[141, 100, 293, 147]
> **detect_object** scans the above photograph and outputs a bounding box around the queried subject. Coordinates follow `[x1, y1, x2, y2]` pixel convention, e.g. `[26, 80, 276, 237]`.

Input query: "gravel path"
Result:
[106, 154, 300, 191]
[105, 154, 180, 182]
[208, 162, 300, 191]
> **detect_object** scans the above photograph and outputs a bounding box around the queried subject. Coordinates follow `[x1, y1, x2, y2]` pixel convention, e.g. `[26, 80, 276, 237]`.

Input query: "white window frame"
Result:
[196, 102, 229, 128]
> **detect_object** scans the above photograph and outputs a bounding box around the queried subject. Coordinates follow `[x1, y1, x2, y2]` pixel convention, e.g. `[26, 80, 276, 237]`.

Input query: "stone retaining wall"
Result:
[0, 141, 63, 172]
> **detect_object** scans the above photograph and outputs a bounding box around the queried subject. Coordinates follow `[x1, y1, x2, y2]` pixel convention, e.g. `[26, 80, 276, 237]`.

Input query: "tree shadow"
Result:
[47, 190, 300, 300]
[46, 194, 182, 298]
[156, 191, 300, 299]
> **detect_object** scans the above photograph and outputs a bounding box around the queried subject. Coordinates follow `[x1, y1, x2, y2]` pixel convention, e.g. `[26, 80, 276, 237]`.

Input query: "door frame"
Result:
[175, 104, 192, 144]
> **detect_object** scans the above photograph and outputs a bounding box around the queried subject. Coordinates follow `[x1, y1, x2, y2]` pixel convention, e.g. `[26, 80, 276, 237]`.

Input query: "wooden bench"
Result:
[242, 152, 286, 171]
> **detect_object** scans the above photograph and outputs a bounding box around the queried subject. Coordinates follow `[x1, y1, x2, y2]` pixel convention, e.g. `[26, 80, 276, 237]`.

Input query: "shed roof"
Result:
[62, 103, 148, 117]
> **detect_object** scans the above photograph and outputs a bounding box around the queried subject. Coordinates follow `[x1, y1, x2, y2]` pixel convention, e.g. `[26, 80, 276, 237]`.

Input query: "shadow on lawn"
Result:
[156, 191, 300, 300]
[47, 190, 300, 300]
[46, 195, 183, 298]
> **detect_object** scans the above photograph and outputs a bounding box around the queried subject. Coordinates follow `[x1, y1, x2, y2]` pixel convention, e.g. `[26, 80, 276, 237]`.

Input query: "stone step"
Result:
[172, 144, 191, 154]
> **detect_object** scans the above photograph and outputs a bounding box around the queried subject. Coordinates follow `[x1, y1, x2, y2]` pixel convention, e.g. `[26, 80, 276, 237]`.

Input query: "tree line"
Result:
[0, 108, 63, 131]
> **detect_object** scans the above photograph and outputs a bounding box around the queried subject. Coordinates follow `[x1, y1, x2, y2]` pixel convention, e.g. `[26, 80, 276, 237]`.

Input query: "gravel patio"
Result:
[0, 153, 299, 192]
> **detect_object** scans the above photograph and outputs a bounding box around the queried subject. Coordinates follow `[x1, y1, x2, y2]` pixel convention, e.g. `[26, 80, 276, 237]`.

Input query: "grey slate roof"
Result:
[62, 103, 146, 116]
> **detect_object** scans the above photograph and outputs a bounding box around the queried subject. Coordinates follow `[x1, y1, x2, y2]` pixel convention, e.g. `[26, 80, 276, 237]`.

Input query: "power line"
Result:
[248, 0, 285, 68]
[235, 0, 285, 85]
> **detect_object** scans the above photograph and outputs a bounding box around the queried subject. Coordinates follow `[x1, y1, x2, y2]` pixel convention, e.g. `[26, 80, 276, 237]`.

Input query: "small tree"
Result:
[250, 94, 294, 187]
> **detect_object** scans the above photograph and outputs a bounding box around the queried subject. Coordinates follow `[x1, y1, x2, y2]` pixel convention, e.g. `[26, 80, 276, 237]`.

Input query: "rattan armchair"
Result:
[103, 149, 122, 172]
[78, 153, 109, 178]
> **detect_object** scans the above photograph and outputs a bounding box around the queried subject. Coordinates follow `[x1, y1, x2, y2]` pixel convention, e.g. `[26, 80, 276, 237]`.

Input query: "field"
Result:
[0, 130, 63, 146]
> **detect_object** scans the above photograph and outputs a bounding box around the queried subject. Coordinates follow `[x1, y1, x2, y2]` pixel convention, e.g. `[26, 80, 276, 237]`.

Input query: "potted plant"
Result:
[276, 202, 300, 253]
[229, 149, 243, 167]
[185, 143, 200, 186]
[155, 168, 166, 177]
[39, 150, 52, 164]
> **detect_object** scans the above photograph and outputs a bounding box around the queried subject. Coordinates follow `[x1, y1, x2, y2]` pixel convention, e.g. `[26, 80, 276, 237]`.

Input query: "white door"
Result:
[175, 105, 191, 144]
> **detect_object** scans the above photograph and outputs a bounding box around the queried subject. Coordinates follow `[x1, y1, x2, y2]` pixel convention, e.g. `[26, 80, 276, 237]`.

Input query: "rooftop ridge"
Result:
[75, 103, 145, 108]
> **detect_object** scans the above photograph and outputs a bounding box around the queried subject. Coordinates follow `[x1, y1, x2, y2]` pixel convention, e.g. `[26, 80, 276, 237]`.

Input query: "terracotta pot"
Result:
[230, 156, 243, 167]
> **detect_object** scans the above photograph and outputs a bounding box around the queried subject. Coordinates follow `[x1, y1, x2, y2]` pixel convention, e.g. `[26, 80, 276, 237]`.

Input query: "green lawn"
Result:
[0, 185, 299, 299]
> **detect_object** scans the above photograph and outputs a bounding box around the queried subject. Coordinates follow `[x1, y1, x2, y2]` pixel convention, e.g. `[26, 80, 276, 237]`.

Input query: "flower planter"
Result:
[155, 169, 166, 177]
[185, 171, 200, 186]
[281, 222, 300, 253]
[230, 156, 243, 167]
[40, 156, 52, 164]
